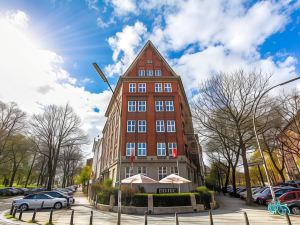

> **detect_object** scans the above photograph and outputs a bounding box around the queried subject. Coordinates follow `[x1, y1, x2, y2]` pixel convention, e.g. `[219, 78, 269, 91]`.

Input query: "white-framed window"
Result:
[128, 101, 136, 112]
[158, 166, 167, 180]
[156, 120, 165, 132]
[138, 83, 146, 92]
[168, 142, 177, 156]
[165, 101, 174, 111]
[167, 120, 176, 132]
[155, 101, 164, 112]
[129, 83, 136, 92]
[155, 69, 161, 76]
[138, 69, 145, 77]
[126, 143, 135, 156]
[170, 166, 178, 175]
[138, 101, 146, 112]
[147, 70, 153, 76]
[125, 167, 134, 178]
[155, 83, 163, 92]
[146, 59, 152, 64]
[127, 120, 135, 132]
[138, 120, 146, 133]
[157, 142, 166, 156]
[137, 143, 147, 156]
[137, 166, 147, 175]
[164, 83, 172, 92]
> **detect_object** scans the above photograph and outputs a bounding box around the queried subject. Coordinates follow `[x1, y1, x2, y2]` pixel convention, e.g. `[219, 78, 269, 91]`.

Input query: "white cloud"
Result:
[105, 21, 147, 76]
[96, 16, 115, 28]
[0, 10, 111, 152]
[110, 0, 137, 16]
[85, 0, 99, 11]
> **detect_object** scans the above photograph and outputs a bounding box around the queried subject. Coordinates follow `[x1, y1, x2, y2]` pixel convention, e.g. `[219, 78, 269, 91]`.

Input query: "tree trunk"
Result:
[224, 166, 231, 191]
[9, 164, 17, 187]
[231, 166, 237, 196]
[257, 165, 265, 186]
[25, 151, 37, 188]
[241, 143, 252, 204]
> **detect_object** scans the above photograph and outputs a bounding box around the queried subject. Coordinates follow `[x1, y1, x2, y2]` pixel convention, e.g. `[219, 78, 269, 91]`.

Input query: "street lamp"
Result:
[93, 63, 122, 225]
[253, 76, 300, 202]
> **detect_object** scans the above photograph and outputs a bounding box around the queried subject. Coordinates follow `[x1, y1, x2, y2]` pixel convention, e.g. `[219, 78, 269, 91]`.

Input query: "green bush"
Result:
[195, 186, 212, 209]
[153, 193, 191, 207]
[132, 194, 148, 207]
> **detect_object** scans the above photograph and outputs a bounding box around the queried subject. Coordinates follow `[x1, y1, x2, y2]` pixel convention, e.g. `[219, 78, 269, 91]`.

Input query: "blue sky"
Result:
[0, 0, 300, 149]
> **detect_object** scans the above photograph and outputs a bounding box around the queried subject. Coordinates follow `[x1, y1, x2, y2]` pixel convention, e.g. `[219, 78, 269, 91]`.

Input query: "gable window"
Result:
[168, 142, 177, 156]
[138, 83, 146, 92]
[126, 143, 135, 156]
[138, 120, 146, 133]
[155, 83, 162, 92]
[137, 166, 147, 175]
[147, 70, 153, 76]
[127, 120, 135, 132]
[146, 59, 152, 64]
[164, 83, 172, 92]
[155, 69, 161, 76]
[138, 101, 146, 112]
[155, 101, 164, 112]
[129, 83, 136, 92]
[157, 143, 166, 156]
[128, 101, 136, 112]
[165, 101, 174, 111]
[158, 166, 167, 180]
[167, 120, 176, 132]
[137, 143, 147, 156]
[138, 69, 145, 77]
[156, 120, 165, 132]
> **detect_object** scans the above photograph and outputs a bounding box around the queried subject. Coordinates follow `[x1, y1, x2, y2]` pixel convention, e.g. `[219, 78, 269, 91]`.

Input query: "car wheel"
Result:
[19, 204, 28, 211]
[54, 202, 62, 209]
[291, 206, 300, 215]
[258, 199, 264, 205]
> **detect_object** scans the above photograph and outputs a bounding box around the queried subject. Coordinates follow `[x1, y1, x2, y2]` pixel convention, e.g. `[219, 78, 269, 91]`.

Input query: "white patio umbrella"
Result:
[159, 174, 191, 192]
[121, 174, 158, 184]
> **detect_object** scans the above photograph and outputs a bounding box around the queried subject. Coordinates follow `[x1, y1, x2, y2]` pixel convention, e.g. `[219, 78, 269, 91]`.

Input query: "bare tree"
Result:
[192, 70, 270, 204]
[31, 104, 87, 190]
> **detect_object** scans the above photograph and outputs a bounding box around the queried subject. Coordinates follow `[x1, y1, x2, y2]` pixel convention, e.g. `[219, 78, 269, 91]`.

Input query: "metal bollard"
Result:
[209, 210, 214, 225]
[144, 211, 148, 225]
[12, 206, 17, 217]
[244, 212, 249, 225]
[285, 213, 292, 225]
[18, 209, 23, 220]
[49, 209, 53, 224]
[32, 209, 37, 222]
[9, 203, 14, 215]
[90, 211, 93, 225]
[175, 212, 179, 225]
[70, 209, 74, 225]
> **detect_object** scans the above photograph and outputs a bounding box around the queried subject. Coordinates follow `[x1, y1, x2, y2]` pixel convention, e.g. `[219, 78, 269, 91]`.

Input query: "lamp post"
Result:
[252, 77, 300, 202]
[93, 63, 122, 225]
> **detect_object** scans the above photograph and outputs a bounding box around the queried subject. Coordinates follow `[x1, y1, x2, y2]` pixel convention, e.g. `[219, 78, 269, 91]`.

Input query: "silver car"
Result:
[13, 193, 67, 211]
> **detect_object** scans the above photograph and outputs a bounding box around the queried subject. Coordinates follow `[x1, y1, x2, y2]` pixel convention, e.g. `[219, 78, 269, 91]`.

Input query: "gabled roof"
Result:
[122, 40, 178, 77]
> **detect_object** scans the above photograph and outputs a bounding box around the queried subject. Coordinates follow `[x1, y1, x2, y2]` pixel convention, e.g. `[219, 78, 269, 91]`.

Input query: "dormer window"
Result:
[146, 70, 153, 76]
[138, 69, 145, 77]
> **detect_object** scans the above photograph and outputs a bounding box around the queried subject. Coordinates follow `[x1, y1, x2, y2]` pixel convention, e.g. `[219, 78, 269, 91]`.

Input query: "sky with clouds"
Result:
[0, 0, 300, 155]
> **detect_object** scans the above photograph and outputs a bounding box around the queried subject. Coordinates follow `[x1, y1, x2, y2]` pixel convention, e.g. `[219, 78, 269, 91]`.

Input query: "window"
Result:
[157, 142, 166, 156]
[146, 59, 152, 64]
[125, 167, 133, 178]
[147, 70, 153, 76]
[138, 69, 145, 77]
[138, 83, 146, 92]
[155, 83, 163, 92]
[284, 193, 296, 201]
[170, 166, 178, 175]
[138, 120, 146, 133]
[137, 166, 147, 175]
[155, 69, 161, 76]
[156, 120, 165, 132]
[137, 143, 147, 156]
[128, 101, 136, 112]
[167, 120, 176, 132]
[138, 101, 146, 112]
[158, 167, 167, 180]
[129, 83, 136, 92]
[127, 120, 135, 132]
[164, 83, 172, 92]
[126, 143, 135, 156]
[165, 101, 174, 111]
[155, 101, 164, 112]
[168, 142, 177, 156]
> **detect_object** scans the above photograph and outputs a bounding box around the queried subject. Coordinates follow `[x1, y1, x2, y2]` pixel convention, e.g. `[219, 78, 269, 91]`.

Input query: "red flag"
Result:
[172, 148, 177, 158]
[130, 149, 134, 163]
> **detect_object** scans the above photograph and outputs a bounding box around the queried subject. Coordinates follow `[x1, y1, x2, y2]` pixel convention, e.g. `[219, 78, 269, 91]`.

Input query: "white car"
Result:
[13, 193, 67, 211]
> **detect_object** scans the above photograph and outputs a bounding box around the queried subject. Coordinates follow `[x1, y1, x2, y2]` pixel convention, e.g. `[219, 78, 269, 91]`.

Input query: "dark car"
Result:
[287, 180, 300, 188]
[286, 200, 300, 215]
[0, 188, 19, 196]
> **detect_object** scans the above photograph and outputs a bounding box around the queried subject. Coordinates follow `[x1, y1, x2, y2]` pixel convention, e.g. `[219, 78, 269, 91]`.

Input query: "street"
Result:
[0, 192, 300, 224]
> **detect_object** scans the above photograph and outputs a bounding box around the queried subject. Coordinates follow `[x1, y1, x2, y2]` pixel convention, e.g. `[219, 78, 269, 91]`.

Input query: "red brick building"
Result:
[93, 41, 204, 192]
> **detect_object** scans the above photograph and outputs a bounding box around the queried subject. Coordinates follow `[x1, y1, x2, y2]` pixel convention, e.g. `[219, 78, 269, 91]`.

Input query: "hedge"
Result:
[153, 193, 191, 207]
[195, 186, 212, 209]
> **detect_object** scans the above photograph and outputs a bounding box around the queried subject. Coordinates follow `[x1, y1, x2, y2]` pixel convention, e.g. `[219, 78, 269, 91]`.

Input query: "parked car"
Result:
[286, 180, 300, 188]
[255, 186, 298, 205]
[286, 200, 300, 215]
[13, 193, 67, 211]
[0, 188, 19, 196]
[240, 187, 260, 199]
[40, 191, 75, 204]
[24, 188, 47, 196]
[266, 190, 300, 205]
[15, 188, 29, 195]
[55, 188, 73, 197]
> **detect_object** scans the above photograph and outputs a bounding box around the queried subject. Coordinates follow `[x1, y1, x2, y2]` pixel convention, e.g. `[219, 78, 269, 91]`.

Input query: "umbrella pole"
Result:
[177, 159, 181, 193]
